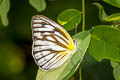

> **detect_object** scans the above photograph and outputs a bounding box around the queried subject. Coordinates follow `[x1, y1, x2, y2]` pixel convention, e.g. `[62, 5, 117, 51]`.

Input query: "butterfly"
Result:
[31, 15, 76, 71]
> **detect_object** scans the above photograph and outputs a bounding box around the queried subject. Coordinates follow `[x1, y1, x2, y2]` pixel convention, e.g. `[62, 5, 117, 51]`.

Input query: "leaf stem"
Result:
[79, 67, 82, 80]
[82, 0, 85, 31]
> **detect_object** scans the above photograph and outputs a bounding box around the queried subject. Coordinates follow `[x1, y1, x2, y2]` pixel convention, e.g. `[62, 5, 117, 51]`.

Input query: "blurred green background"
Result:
[0, 0, 120, 80]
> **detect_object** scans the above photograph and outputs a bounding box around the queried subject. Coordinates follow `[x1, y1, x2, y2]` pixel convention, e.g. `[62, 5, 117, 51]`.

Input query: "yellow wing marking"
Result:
[57, 27, 75, 52]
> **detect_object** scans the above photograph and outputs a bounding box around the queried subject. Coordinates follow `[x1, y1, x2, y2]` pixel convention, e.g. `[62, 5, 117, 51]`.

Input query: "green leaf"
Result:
[29, 0, 46, 12]
[103, 0, 120, 8]
[93, 3, 120, 23]
[0, 0, 10, 26]
[36, 31, 90, 80]
[111, 61, 120, 80]
[92, 3, 108, 23]
[106, 13, 120, 22]
[88, 25, 120, 63]
[57, 9, 81, 31]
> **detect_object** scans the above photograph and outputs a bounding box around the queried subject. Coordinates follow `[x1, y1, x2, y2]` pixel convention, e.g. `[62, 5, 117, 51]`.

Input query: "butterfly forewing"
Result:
[31, 15, 75, 70]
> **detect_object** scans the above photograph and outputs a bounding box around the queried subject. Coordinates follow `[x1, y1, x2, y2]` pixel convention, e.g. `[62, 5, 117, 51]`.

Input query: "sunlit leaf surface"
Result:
[106, 13, 120, 22]
[57, 9, 81, 31]
[89, 25, 120, 63]
[103, 0, 120, 8]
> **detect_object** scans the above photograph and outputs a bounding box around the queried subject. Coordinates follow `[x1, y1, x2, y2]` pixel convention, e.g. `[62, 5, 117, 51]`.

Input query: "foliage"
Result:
[111, 61, 120, 80]
[93, 3, 120, 23]
[92, 3, 108, 23]
[88, 25, 120, 63]
[57, 9, 81, 31]
[0, 0, 10, 26]
[0, 0, 120, 80]
[103, 0, 120, 8]
[29, 0, 46, 12]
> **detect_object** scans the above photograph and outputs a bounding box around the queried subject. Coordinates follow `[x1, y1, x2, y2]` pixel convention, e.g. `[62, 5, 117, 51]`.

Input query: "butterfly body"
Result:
[31, 15, 76, 71]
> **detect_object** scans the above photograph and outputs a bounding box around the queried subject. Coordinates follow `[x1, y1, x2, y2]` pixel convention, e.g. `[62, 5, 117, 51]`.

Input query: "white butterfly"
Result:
[31, 15, 76, 71]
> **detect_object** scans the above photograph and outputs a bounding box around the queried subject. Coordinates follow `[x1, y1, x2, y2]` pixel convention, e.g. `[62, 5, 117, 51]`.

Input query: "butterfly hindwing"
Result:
[31, 15, 75, 70]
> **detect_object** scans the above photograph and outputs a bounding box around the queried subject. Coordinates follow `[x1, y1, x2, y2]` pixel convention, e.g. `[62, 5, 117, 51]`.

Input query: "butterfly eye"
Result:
[31, 15, 76, 71]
